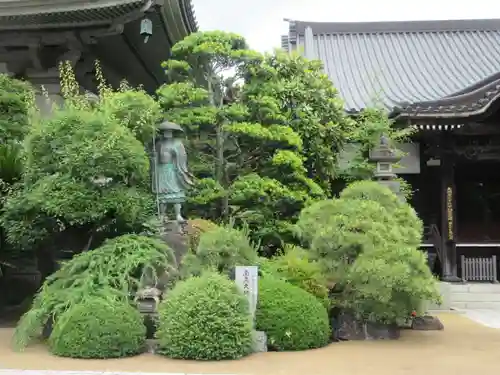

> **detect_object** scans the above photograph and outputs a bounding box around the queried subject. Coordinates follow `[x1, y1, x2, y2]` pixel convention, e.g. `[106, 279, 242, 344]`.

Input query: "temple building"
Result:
[0, 0, 197, 111]
[282, 18, 500, 282]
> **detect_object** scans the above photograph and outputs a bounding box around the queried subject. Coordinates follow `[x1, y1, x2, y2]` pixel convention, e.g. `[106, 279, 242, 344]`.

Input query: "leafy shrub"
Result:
[25, 107, 149, 184]
[294, 199, 338, 245]
[99, 88, 162, 144]
[156, 272, 252, 360]
[339, 180, 422, 248]
[12, 234, 176, 350]
[0, 74, 35, 142]
[48, 297, 146, 358]
[181, 224, 258, 277]
[345, 246, 441, 323]
[260, 245, 330, 307]
[186, 218, 218, 251]
[296, 182, 440, 325]
[256, 277, 330, 351]
[309, 199, 401, 266]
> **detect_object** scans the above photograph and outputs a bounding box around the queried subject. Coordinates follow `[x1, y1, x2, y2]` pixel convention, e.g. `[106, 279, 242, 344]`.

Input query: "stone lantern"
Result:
[135, 286, 162, 314]
[135, 286, 162, 351]
[369, 134, 404, 201]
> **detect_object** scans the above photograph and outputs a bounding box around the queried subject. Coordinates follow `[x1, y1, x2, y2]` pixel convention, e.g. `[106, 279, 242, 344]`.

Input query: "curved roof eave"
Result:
[395, 73, 500, 120]
[158, 0, 198, 46]
[0, 0, 197, 36]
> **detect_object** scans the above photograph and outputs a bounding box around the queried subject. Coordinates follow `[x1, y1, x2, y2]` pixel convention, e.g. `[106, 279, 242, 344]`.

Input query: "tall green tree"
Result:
[242, 50, 356, 193]
[157, 31, 262, 220]
[157, 32, 332, 251]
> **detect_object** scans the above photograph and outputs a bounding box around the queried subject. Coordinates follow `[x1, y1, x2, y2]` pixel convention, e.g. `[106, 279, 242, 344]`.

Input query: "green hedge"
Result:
[156, 272, 253, 360]
[48, 296, 146, 359]
[256, 277, 330, 351]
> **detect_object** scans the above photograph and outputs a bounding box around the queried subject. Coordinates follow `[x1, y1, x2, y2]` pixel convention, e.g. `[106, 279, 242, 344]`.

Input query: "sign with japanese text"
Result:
[235, 266, 258, 322]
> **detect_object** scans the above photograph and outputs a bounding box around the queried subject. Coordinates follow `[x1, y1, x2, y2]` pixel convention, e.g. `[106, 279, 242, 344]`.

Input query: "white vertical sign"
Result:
[235, 266, 258, 321]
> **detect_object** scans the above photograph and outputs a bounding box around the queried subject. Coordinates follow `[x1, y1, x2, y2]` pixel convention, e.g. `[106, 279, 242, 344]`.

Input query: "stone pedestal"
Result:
[158, 220, 189, 265]
[252, 330, 267, 352]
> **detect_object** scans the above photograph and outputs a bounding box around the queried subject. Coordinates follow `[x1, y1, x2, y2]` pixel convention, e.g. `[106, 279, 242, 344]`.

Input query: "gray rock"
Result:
[158, 220, 189, 265]
[411, 315, 444, 330]
[335, 311, 400, 340]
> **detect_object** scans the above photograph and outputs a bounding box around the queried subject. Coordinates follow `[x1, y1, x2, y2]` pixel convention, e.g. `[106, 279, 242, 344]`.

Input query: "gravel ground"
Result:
[1, 313, 499, 375]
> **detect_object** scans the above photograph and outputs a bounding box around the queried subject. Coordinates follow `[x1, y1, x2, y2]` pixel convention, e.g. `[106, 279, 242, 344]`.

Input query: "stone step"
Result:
[451, 301, 500, 310]
[449, 283, 500, 294]
[451, 293, 500, 302]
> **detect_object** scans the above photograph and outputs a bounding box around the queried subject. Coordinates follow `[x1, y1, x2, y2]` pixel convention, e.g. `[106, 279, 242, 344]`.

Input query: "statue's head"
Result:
[158, 120, 184, 139]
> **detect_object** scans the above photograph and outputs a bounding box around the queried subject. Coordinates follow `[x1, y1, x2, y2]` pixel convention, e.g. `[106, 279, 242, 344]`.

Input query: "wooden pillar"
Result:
[440, 136, 460, 282]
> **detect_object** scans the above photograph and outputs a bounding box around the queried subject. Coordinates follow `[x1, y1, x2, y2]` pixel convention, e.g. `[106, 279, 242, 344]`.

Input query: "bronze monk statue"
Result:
[151, 120, 194, 222]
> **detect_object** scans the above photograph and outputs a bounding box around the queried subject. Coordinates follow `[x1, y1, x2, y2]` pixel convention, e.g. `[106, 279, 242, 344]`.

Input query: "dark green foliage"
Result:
[260, 245, 330, 307]
[0, 74, 34, 142]
[0, 75, 34, 267]
[157, 31, 350, 252]
[244, 50, 354, 193]
[25, 107, 149, 184]
[255, 277, 330, 351]
[156, 272, 252, 360]
[12, 234, 176, 350]
[181, 223, 258, 277]
[2, 103, 154, 251]
[48, 297, 146, 359]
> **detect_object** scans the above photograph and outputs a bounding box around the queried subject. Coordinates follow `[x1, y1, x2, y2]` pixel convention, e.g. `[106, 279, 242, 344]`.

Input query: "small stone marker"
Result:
[235, 266, 258, 319]
[234, 265, 267, 352]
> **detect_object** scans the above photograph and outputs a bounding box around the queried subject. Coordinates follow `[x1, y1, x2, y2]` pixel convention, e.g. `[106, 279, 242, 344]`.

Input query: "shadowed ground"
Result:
[0, 313, 498, 375]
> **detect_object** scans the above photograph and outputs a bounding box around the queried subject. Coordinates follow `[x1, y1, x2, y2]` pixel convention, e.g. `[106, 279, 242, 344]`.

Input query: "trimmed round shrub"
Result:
[48, 297, 146, 359]
[156, 272, 253, 360]
[256, 277, 330, 351]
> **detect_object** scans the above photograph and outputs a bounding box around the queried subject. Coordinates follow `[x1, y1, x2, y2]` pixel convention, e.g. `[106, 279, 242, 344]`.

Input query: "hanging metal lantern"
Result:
[140, 18, 153, 43]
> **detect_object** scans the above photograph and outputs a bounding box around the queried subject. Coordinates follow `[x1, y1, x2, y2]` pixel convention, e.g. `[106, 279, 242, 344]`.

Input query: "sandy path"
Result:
[0, 313, 498, 375]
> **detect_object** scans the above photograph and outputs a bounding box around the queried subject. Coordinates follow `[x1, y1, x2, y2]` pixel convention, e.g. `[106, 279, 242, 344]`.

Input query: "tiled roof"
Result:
[0, 0, 197, 32]
[282, 19, 500, 115]
[0, 0, 148, 28]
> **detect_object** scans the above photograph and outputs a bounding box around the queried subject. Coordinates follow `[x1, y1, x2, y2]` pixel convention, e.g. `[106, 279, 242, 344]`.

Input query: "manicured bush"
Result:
[260, 245, 330, 307]
[295, 199, 343, 245]
[339, 180, 423, 248]
[346, 245, 441, 323]
[181, 224, 258, 277]
[12, 234, 176, 350]
[310, 199, 401, 265]
[156, 272, 253, 360]
[256, 277, 330, 351]
[296, 181, 440, 325]
[48, 297, 146, 358]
